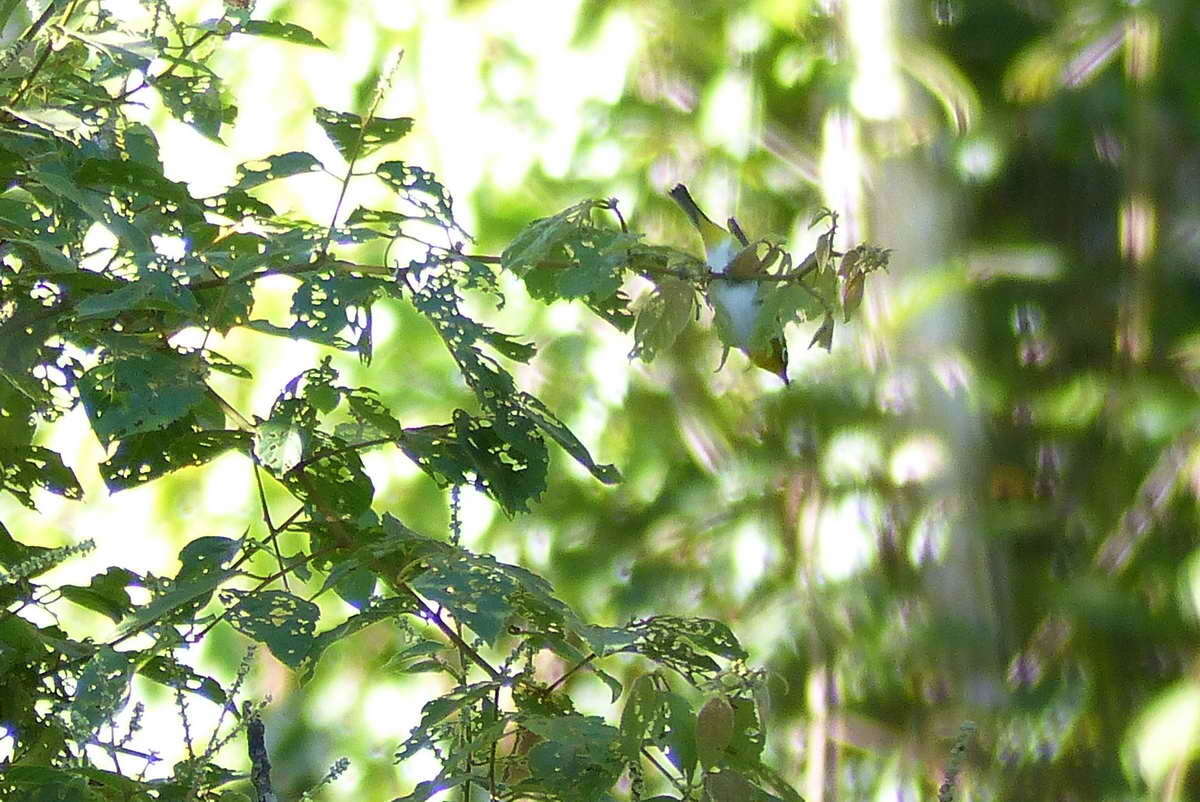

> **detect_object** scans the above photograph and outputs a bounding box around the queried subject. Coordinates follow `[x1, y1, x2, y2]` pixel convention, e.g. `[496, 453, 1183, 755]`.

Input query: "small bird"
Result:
[669, 183, 789, 384]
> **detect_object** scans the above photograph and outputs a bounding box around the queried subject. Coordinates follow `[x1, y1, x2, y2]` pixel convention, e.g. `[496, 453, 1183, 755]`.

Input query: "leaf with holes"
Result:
[374, 160, 462, 232]
[395, 681, 504, 762]
[236, 19, 328, 48]
[138, 655, 227, 705]
[117, 537, 240, 637]
[69, 647, 139, 741]
[0, 445, 83, 509]
[151, 73, 230, 142]
[78, 352, 209, 446]
[520, 714, 625, 801]
[623, 617, 746, 682]
[410, 552, 519, 645]
[276, 430, 375, 517]
[222, 588, 319, 669]
[101, 423, 250, 492]
[453, 409, 547, 515]
[314, 107, 413, 161]
[517, 393, 620, 484]
[299, 596, 419, 684]
[232, 151, 325, 191]
[75, 269, 200, 320]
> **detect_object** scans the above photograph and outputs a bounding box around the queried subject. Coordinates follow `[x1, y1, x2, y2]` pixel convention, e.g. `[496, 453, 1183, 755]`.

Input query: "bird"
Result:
[669, 183, 789, 384]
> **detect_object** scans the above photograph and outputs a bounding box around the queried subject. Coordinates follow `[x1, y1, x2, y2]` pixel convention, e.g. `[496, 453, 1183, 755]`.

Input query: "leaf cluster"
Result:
[0, 2, 898, 800]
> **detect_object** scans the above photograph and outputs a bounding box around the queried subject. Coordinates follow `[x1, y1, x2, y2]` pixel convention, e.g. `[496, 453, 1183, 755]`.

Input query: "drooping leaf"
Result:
[631, 276, 694, 362]
[516, 393, 620, 484]
[221, 588, 319, 669]
[69, 647, 139, 741]
[0, 445, 83, 509]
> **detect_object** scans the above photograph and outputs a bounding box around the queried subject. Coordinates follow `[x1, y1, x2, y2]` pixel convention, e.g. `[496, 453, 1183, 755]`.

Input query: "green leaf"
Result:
[7, 238, 75, 272]
[75, 158, 203, 219]
[74, 269, 200, 320]
[479, 329, 537, 362]
[101, 424, 251, 491]
[502, 200, 637, 302]
[0, 445, 83, 509]
[522, 714, 625, 800]
[69, 646, 139, 740]
[624, 617, 746, 682]
[620, 674, 664, 746]
[138, 655, 228, 705]
[32, 168, 153, 255]
[59, 568, 136, 623]
[517, 393, 620, 484]
[78, 353, 209, 446]
[232, 151, 325, 190]
[298, 596, 419, 684]
[631, 277, 694, 362]
[152, 73, 229, 141]
[331, 565, 375, 609]
[395, 681, 504, 761]
[410, 552, 518, 645]
[662, 691, 698, 780]
[374, 160, 463, 232]
[314, 107, 413, 161]
[117, 537, 240, 637]
[237, 19, 328, 48]
[222, 589, 318, 669]
[453, 408, 547, 515]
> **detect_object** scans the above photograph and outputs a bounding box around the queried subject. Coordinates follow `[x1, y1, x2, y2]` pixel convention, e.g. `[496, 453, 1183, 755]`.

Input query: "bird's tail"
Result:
[669, 184, 711, 229]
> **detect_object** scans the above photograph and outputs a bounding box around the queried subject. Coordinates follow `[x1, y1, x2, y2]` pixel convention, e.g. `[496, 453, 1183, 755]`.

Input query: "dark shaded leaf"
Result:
[0, 445, 83, 509]
[101, 424, 250, 491]
[221, 588, 318, 669]
[150, 73, 229, 141]
[59, 568, 136, 623]
[137, 655, 227, 705]
[69, 647, 138, 740]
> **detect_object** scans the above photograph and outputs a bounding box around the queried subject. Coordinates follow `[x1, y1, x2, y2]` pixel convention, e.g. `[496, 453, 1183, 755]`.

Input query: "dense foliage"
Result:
[8, 0, 1200, 800]
[0, 2, 887, 800]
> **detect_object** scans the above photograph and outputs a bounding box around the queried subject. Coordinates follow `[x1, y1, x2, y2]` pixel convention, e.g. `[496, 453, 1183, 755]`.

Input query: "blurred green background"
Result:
[8, 0, 1200, 798]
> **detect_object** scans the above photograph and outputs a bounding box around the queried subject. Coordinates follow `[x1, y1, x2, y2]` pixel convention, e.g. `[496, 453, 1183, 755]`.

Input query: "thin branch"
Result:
[641, 746, 689, 796]
[401, 586, 504, 682]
